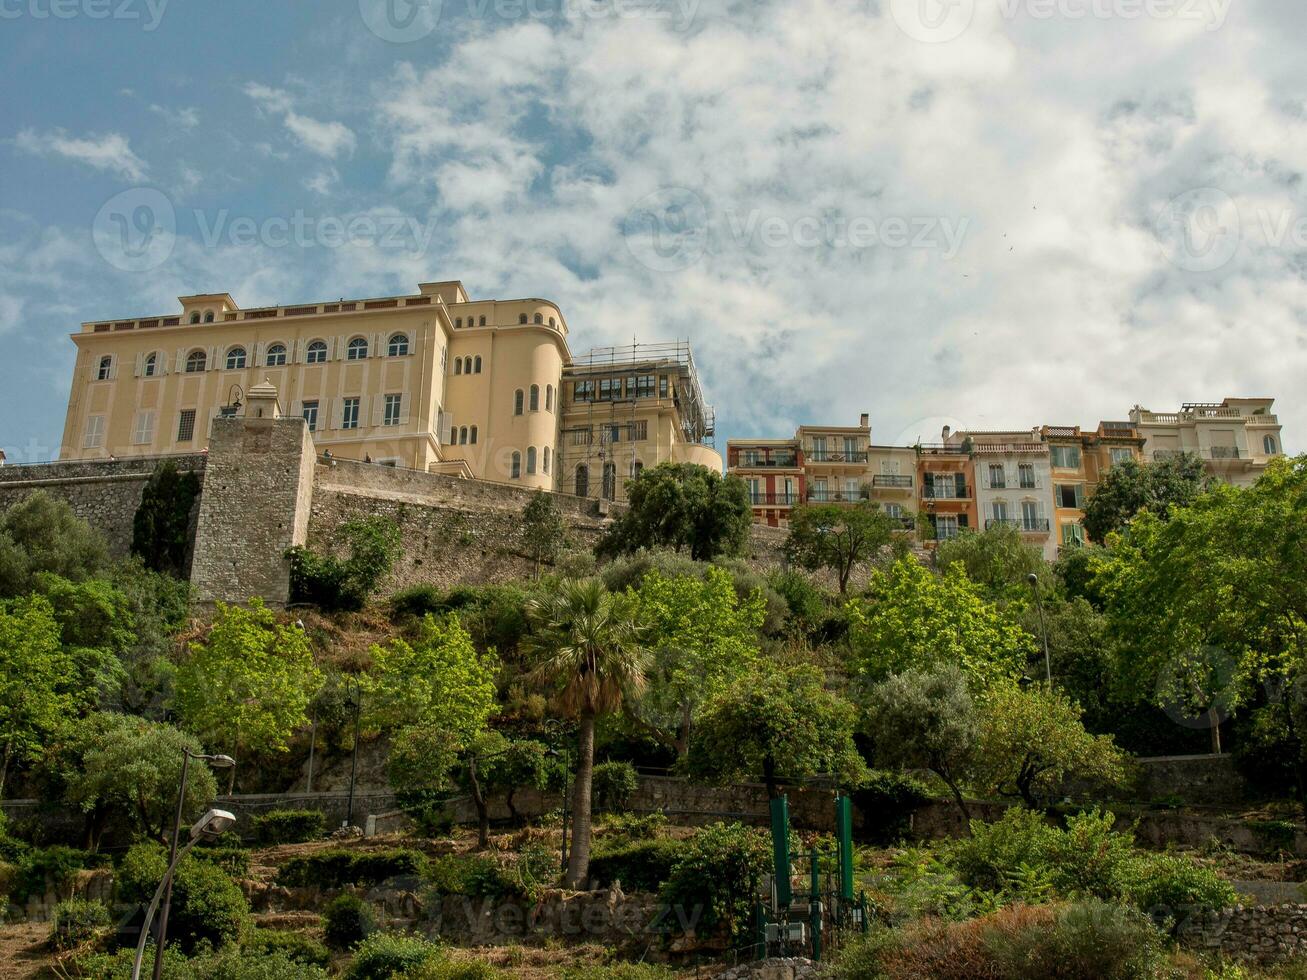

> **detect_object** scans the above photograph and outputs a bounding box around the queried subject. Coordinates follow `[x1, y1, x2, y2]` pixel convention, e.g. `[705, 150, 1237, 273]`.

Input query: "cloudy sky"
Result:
[1, 0, 1304, 460]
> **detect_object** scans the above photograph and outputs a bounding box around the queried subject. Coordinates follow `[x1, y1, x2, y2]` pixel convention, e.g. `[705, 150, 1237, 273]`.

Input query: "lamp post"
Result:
[345, 676, 362, 829]
[225, 383, 244, 416]
[137, 748, 235, 980]
[546, 748, 571, 873]
[1027, 572, 1052, 686]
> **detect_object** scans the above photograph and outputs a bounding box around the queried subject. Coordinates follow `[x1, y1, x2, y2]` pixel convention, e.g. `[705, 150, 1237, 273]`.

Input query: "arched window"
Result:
[455, 318, 462, 328]
[527, 446, 537, 475]
[464, 357, 473, 374]
[514, 390, 524, 415]
[388, 333, 410, 357]
[529, 385, 539, 411]
[1265, 435, 1278, 455]
[511, 451, 522, 479]
[470, 426, 478, 444]
[306, 340, 328, 364]
[203, 310, 214, 323]
[479, 316, 486, 326]
[473, 355, 482, 373]
[549, 316, 556, 327]
[185, 349, 206, 373]
[603, 462, 617, 500]
[189, 312, 201, 324]
[143, 352, 158, 377]
[459, 426, 468, 445]
[265, 343, 287, 366]
[533, 312, 543, 324]
[575, 464, 589, 497]
[545, 384, 554, 411]
[455, 358, 463, 376]
[347, 337, 369, 360]
[543, 446, 550, 474]
[519, 313, 528, 324]
[225, 346, 247, 370]
[96, 355, 113, 381]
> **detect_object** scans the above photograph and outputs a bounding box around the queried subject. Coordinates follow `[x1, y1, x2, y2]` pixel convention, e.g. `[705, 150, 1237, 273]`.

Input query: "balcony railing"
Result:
[1152, 449, 1185, 460]
[807, 450, 869, 464]
[986, 517, 1051, 533]
[735, 455, 800, 469]
[807, 487, 871, 503]
[890, 515, 916, 531]
[923, 484, 970, 500]
[872, 474, 913, 489]
[982, 477, 1045, 490]
[749, 492, 799, 506]
[1208, 446, 1241, 459]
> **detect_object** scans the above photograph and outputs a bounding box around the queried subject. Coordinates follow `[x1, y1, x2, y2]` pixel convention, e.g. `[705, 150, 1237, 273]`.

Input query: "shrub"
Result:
[425, 854, 525, 900]
[253, 810, 327, 846]
[852, 771, 932, 845]
[116, 843, 248, 952]
[948, 808, 1059, 895]
[603, 812, 668, 840]
[659, 823, 771, 936]
[75, 945, 329, 979]
[556, 966, 677, 980]
[247, 928, 331, 967]
[391, 584, 443, 620]
[589, 837, 682, 892]
[404, 961, 508, 980]
[13, 845, 89, 904]
[1125, 852, 1238, 925]
[592, 760, 639, 812]
[323, 893, 377, 951]
[194, 845, 251, 878]
[277, 849, 426, 889]
[345, 932, 442, 980]
[286, 517, 401, 612]
[50, 897, 110, 950]
[131, 461, 202, 576]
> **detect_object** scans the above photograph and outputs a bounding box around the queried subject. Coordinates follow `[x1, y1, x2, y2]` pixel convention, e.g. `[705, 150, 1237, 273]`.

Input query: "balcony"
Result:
[986, 517, 1051, 533]
[1152, 449, 1185, 461]
[923, 483, 970, 500]
[807, 487, 870, 503]
[871, 474, 914, 489]
[750, 492, 800, 506]
[982, 477, 1045, 491]
[890, 515, 917, 532]
[734, 452, 800, 469]
[1208, 446, 1241, 460]
[806, 450, 869, 464]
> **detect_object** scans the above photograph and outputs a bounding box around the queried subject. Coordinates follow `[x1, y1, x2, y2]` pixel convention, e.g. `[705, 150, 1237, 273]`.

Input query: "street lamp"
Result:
[546, 748, 572, 873]
[133, 800, 236, 980]
[1027, 572, 1052, 686]
[345, 676, 363, 829]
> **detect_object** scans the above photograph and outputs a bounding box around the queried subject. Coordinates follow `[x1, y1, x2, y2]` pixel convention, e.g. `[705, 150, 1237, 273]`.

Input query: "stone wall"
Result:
[0, 453, 206, 557]
[1132, 753, 1248, 806]
[1180, 905, 1307, 963]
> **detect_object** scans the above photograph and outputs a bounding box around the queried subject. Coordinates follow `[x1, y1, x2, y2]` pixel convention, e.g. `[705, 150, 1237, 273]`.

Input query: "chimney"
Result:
[860, 412, 870, 429]
[941, 424, 951, 441]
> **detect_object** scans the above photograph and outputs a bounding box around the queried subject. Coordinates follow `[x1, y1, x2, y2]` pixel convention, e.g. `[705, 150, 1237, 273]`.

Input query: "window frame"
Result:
[306, 340, 328, 364]
[346, 337, 369, 360]
[265, 343, 288, 367]
[185, 350, 207, 373]
[388, 333, 410, 357]
[225, 346, 247, 371]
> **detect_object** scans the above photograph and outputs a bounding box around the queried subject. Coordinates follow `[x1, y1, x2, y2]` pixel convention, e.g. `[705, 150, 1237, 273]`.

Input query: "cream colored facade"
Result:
[951, 429, 1056, 560]
[1129, 398, 1285, 487]
[557, 343, 721, 504]
[60, 283, 719, 498]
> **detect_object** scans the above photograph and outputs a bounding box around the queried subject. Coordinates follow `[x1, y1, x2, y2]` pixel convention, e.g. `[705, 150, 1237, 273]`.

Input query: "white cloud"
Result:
[13, 128, 149, 182]
[244, 82, 357, 159]
[149, 104, 200, 129]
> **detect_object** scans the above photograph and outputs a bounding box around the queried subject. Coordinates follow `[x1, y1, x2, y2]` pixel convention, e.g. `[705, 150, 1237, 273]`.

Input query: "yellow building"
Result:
[1129, 398, 1285, 487]
[59, 283, 720, 499]
[557, 343, 720, 504]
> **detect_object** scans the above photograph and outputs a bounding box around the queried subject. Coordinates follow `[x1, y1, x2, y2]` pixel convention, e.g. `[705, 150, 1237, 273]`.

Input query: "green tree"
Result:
[131, 461, 202, 576]
[934, 521, 1051, 601]
[0, 595, 85, 797]
[0, 492, 109, 597]
[974, 683, 1129, 807]
[520, 490, 569, 578]
[784, 502, 902, 594]
[632, 566, 765, 756]
[524, 579, 648, 887]
[44, 712, 219, 846]
[597, 462, 751, 561]
[174, 599, 322, 788]
[686, 663, 867, 799]
[1082, 452, 1207, 543]
[286, 516, 402, 611]
[862, 665, 980, 820]
[847, 557, 1030, 692]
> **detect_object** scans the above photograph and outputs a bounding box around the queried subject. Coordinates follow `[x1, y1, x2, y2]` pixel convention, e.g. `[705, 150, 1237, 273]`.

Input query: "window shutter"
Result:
[175, 349, 185, 374]
[955, 472, 966, 496]
[371, 332, 380, 357]
[334, 336, 345, 360]
[441, 412, 454, 444]
[371, 395, 384, 427]
[1074, 484, 1085, 508]
[133, 353, 142, 377]
[333, 399, 345, 429]
[252, 341, 263, 365]
[958, 513, 969, 528]
[206, 346, 216, 370]
[397, 394, 409, 426]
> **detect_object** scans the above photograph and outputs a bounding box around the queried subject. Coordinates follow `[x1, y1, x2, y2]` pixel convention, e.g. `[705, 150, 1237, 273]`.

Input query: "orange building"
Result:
[916, 432, 976, 542]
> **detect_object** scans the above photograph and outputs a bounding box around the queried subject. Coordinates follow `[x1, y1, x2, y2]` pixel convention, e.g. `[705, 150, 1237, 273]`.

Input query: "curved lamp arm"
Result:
[129, 836, 201, 980]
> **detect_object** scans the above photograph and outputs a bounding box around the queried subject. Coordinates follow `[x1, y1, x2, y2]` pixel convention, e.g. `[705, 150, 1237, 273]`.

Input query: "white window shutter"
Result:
[334, 336, 345, 360]
[440, 412, 454, 444]
[397, 394, 409, 426]
[253, 341, 263, 365]
[333, 398, 345, 429]
[134, 353, 144, 377]
[206, 346, 216, 370]
[370, 395, 383, 427]
[175, 349, 185, 374]
[294, 338, 305, 364]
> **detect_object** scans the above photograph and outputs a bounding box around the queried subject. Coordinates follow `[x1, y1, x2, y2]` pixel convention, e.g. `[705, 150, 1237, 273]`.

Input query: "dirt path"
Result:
[0, 923, 56, 979]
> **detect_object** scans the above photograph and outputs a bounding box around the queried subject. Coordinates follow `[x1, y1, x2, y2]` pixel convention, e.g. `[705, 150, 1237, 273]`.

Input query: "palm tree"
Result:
[524, 579, 647, 888]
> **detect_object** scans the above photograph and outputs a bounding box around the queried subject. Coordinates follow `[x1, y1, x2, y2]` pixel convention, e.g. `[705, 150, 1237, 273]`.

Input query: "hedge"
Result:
[253, 810, 328, 846]
[277, 849, 426, 889]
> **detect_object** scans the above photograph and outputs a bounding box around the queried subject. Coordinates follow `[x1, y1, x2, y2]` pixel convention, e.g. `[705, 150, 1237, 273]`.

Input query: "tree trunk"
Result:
[762, 755, 781, 800]
[468, 755, 490, 849]
[0, 743, 10, 800]
[1209, 709, 1222, 754]
[938, 770, 971, 822]
[506, 787, 519, 824]
[566, 713, 596, 889]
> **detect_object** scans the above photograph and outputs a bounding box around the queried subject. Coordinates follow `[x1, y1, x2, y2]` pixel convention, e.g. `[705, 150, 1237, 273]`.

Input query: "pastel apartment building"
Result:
[58, 282, 720, 504]
[1130, 398, 1284, 487]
